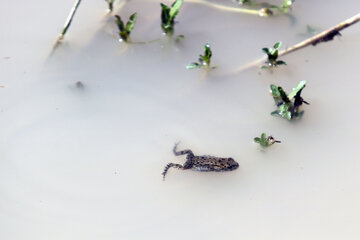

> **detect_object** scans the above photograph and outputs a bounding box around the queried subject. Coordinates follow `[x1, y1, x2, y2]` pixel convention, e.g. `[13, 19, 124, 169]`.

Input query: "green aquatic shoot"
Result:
[262, 41, 287, 69]
[254, 133, 281, 147]
[115, 13, 137, 42]
[270, 80, 309, 120]
[160, 0, 183, 36]
[238, 0, 294, 16]
[280, 0, 294, 14]
[186, 43, 217, 69]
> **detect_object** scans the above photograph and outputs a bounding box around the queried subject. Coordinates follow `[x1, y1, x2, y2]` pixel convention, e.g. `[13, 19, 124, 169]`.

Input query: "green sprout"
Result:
[114, 13, 137, 42]
[260, 0, 294, 14]
[186, 43, 217, 70]
[280, 0, 294, 14]
[105, 0, 115, 12]
[254, 133, 281, 147]
[262, 41, 287, 68]
[270, 80, 309, 120]
[160, 0, 183, 36]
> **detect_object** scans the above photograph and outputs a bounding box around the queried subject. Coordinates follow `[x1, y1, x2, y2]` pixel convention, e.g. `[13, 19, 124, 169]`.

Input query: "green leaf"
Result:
[186, 63, 200, 69]
[281, 0, 293, 13]
[273, 41, 282, 49]
[278, 103, 291, 120]
[262, 48, 270, 55]
[125, 13, 137, 33]
[276, 60, 287, 66]
[282, 0, 293, 8]
[169, 0, 183, 21]
[202, 43, 212, 66]
[288, 80, 306, 100]
[261, 133, 267, 142]
[271, 110, 280, 116]
[115, 15, 125, 32]
[160, 3, 170, 28]
[270, 84, 280, 96]
[254, 137, 261, 143]
[277, 87, 289, 103]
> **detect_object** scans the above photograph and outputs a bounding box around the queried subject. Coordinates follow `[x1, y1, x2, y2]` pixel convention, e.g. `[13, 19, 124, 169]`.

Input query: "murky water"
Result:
[1, 0, 360, 239]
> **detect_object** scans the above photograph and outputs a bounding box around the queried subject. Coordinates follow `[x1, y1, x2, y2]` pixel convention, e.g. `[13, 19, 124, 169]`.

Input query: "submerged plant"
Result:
[259, 0, 294, 15]
[262, 41, 287, 68]
[279, 0, 294, 14]
[254, 133, 281, 147]
[186, 43, 217, 69]
[115, 13, 137, 42]
[160, 0, 183, 36]
[105, 0, 115, 12]
[270, 80, 309, 120]
[298, 25, 320, 37]
[236, 0, 256, 5]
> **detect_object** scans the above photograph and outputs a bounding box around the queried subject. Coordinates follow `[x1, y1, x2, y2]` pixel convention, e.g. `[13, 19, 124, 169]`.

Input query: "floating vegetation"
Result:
[160, 0, 183, 36]
[270, 80, 309, 120]
[235, 0, 294, 15]
[298, 25, 321, 37]
[186, 43, 217, 70]
[115, 13, 137, 42]
[261, 41, 287, 69]
[254, 133, 281, 147]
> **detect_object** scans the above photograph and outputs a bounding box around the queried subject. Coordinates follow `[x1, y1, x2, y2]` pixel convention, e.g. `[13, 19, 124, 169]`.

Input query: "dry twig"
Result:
[235, 13, 360, 73]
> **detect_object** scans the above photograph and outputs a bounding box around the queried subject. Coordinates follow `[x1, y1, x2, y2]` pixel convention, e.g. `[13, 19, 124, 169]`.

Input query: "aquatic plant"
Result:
[254, 133, 281, 147]
[186, 43, 216, 70]
[262, 41, 287, 69]
[270, 80, 309, 120]
[115, 13, 137, 42]
[160, 0, 183, 36]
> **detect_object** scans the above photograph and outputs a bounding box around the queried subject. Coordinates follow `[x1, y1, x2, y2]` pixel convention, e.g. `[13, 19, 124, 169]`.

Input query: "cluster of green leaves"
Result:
[262, 41, 287, 69]
[186, 43, 217, 69]
[114, 13, 137, 42]
[259, 0, 295, 15]
[105, 0, 115, 12]
[254, 133, 281, 147]
[270, 80, 309, 120]
[160, 0, 183, 36]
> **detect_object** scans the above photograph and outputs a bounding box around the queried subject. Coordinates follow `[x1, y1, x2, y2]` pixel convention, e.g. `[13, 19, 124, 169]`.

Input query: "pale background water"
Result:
[1, 0, 360, 239]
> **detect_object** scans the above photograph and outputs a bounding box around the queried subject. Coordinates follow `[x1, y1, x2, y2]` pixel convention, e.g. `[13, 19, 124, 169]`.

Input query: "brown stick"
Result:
[234, 12, 360, 73]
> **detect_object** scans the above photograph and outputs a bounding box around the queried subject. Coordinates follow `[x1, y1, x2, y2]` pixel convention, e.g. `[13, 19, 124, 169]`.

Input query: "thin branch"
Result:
[185, 0, 265, 16]
[48, 0, 127, 58]
[57, 0, 82, 42]
[235, 12, 360, 73]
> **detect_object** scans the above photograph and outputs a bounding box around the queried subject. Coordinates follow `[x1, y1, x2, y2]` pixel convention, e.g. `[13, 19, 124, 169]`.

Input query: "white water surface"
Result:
[1, 0, 360, 239]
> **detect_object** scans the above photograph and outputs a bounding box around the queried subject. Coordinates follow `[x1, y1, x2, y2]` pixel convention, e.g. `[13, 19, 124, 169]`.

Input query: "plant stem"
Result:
[235, 12, 360, 72]
[128, 37, 167, 44]
[186, 0, 263, 16]
[58, 0, 82, 41]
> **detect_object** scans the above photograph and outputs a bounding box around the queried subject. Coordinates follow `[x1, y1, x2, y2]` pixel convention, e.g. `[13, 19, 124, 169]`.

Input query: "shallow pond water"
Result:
[1, 0, 360, 239]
